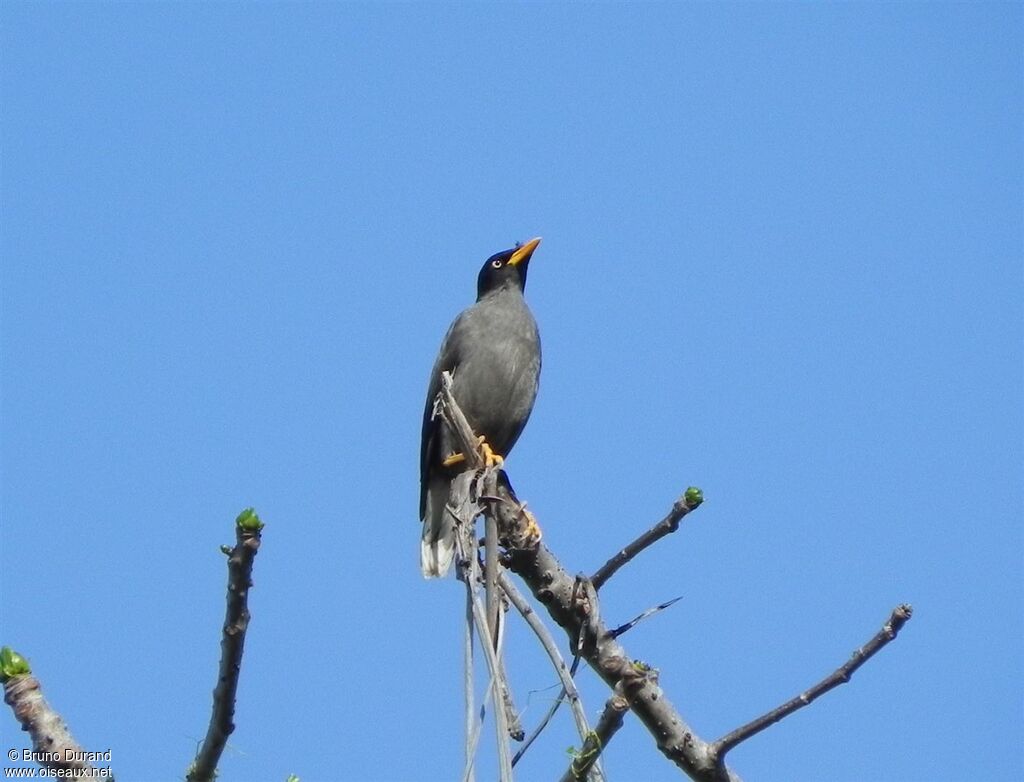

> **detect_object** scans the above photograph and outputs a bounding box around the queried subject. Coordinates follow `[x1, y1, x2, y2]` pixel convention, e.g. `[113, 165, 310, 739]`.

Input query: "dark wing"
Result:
[419, 313, 465, 519]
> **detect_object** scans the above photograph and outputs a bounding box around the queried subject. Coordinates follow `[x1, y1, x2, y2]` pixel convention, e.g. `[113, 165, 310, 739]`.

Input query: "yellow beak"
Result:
[508, 237, 542, 267]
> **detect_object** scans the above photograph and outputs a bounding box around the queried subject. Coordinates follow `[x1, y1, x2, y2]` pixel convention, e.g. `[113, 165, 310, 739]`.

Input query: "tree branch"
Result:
[439, 385, 909, 781]
[497, 527, 740, 780]
[186, 509, 263, 782]
[1, 648, 111, 778]
[591, 487, 703, 591]
[434, 386, 739, 781]
[560, 691, 629, 782]
[709, 603, 914, 763]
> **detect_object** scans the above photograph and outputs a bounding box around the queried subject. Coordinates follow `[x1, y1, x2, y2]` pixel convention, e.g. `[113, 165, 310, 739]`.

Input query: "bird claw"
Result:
[479, 437, 504, 468]
[520, 507, 542, 544]
[442, 451, 466, 467]
[441, 436, 505, 469]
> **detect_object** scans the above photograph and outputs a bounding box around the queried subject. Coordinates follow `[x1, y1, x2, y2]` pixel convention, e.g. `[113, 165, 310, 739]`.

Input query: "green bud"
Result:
[235, 508, 264, 531]
[684, 486, 703, 507]
[0, 647, 30, 680]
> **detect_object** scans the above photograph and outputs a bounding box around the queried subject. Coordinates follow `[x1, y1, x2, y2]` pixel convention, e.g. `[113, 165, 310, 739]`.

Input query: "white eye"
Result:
[491, 260, 502, 269]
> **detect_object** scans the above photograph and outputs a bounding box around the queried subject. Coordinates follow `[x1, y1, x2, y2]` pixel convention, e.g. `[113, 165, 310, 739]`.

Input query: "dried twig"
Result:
[511, 657, 581, 769]
[186, 509, 263, 782]
[463, 550, 514, 780]
[463, 581, 476, 782]
[709, 603, 914, 763]
[438, 372, 522, 746]
[499, 573, 601, 780]
[591, 488, 703, 591]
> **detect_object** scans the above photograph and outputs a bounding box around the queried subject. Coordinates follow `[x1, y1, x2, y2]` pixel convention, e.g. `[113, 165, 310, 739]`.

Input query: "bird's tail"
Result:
[420, 478, 456, 578]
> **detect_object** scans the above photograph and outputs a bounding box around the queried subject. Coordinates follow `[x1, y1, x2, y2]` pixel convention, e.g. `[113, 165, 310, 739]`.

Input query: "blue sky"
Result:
[2, 3, 1020, 781]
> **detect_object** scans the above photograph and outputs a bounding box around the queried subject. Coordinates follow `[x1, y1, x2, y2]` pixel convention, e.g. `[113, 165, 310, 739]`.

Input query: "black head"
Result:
[476, 237, 541, 301]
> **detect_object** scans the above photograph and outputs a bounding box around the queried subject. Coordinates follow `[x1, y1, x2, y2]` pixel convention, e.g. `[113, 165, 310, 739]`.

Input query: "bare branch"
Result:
[1, 649, 111, 778]
[437, 391, 734, 780]
[187, 509, 263, 782]
[591, 488, 703, 591]
[560, 692, 629, 782]
[499, 573, 601, 779]
[463, 582, 476, 782]
[709, 604, 914, 763]
[474, 487, 737, 780]
[440, 387, 907, 781]
[454, 507, 514, 782]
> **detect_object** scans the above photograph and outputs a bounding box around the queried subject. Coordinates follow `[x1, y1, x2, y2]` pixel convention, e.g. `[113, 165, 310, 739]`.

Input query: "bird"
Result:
[419, 237, 543, 578]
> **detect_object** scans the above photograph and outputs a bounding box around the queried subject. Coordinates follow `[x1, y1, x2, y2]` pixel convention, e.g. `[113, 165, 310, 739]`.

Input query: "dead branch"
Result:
[186, 509, 263, 782]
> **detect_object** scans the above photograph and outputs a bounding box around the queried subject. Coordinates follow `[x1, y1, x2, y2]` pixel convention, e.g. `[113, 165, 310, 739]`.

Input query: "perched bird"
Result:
[419, 238, 543, 578]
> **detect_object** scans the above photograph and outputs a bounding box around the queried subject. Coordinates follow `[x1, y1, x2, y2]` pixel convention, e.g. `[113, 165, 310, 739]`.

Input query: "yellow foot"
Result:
[441, 436, 505, 468]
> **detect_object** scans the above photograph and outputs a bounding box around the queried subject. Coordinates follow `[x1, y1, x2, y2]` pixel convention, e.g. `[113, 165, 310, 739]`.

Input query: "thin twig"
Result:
[486, 511, 500, 647]
[511, 657, 581, 769]
[560, 692, 629, 782]
[499, 572, 601, 779]
[455, 512, 514, 782]
[463, 577, 476, 782]
[591, 488, 703, 591]
[709, 603, 914, 764]
[492, 600, 526, 742]
[608, 596, 682, 639]
[471, 583, 514, 780]
[480, 526, 524, 740]
[187, 510, 263, 782]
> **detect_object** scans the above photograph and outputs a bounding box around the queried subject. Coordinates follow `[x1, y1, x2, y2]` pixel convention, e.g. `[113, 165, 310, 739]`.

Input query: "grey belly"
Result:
[452, 345, 539, 458]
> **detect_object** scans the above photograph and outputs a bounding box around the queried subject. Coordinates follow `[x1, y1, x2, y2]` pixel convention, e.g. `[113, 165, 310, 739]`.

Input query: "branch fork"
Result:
[436, 380, 913, 781]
